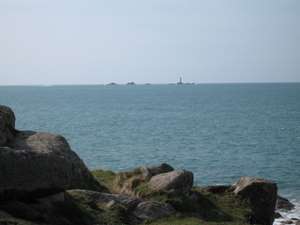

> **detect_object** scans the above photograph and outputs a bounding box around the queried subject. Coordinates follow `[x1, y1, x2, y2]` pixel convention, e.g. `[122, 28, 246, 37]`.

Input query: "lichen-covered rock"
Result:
[233, 177, 277, 225]
[132, 201, 175, 221]
[0, 106, 107, 200]
[148, 170, 193, 193]
[0, 105, 16, 146]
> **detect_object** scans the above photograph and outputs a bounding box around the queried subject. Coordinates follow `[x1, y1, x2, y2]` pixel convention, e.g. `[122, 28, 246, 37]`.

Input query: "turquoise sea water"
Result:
[0, 84, 299, 201]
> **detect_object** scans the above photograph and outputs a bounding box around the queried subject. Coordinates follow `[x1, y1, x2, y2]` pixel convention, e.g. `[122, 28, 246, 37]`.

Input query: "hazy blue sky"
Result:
[1, 0, 299, 85]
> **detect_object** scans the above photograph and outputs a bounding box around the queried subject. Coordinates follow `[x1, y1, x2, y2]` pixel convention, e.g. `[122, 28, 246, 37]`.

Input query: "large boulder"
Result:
[0, 105, 107, 200]
[148, 170, 194, 193]
[0, 105, 16, 146]
[233, 177, 277, 225]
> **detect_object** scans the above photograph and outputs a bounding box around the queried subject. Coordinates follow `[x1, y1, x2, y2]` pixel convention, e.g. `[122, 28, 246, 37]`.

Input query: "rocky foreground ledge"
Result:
[0, 105, 295, 225]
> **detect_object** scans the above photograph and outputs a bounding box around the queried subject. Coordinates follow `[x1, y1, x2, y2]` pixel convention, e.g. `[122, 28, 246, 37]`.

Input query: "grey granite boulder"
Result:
[148, 170, 193, 193]
[233, 177, 277, 225]
[0, 105, 107, 200]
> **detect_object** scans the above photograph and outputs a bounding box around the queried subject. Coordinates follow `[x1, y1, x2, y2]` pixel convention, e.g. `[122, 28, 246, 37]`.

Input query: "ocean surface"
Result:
[0, 83, 299, 219]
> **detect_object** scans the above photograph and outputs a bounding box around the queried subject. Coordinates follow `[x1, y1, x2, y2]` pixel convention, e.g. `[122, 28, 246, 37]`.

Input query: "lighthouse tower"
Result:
[177, 76, 183, 85]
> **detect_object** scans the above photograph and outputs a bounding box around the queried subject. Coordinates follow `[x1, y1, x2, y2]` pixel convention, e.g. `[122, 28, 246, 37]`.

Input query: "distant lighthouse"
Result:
[177, 76, 183, 85]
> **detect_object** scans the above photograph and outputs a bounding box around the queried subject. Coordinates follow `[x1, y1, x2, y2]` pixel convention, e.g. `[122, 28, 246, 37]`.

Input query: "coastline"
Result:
[1, 105, 298, 225]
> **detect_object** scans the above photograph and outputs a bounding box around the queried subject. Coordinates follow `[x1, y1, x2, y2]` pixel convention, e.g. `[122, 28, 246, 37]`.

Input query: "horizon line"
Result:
[0, 81, 300, 87]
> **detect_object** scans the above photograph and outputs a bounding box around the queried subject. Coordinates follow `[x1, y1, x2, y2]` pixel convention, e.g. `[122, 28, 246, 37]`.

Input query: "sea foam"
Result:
[274, 199, 300, 225]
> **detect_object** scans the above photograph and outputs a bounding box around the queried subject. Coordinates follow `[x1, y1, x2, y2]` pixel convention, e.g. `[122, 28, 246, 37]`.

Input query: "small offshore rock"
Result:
[277, 195, 295, 211]
[274, 212, 282, 219]
[148, 170, 193, 193]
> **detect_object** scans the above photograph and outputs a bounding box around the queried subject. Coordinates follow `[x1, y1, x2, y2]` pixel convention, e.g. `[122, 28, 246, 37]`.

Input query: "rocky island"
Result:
[0, 105, 295, 225]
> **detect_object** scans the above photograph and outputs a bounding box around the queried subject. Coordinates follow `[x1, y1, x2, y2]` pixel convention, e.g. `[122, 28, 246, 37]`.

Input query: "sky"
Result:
[0, 0, 300, 85]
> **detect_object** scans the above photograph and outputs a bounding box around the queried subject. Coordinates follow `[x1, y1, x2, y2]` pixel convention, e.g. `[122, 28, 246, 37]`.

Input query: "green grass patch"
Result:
[193, 188, 252, 222]
[92, 169, 116, 191]
[134, 183, 154, 197]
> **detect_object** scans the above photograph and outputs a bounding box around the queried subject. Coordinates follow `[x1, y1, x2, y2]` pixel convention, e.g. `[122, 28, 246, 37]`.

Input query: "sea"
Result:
[0, 83, 299, 223]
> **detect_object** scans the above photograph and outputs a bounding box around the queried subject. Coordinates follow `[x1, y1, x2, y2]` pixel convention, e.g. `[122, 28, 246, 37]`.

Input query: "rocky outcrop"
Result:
[0, 105, 282, 225]
[276, 195, 295, 211]
[148, 170, 193, 193]
[66, 190, 175, 224]
[233, 177, 277, 225]
[0, 105, 107, 200]
[112, 165, 193, 197]
[0, 162, 281, 225]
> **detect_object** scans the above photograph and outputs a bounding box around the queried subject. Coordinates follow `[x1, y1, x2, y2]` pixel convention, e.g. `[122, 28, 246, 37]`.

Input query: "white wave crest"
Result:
[274, 199, 300, 225]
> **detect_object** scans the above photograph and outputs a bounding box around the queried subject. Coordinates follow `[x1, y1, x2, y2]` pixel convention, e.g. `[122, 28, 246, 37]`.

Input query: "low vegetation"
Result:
[92, 169, 117, 191]
[90, 169, 253, 225]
